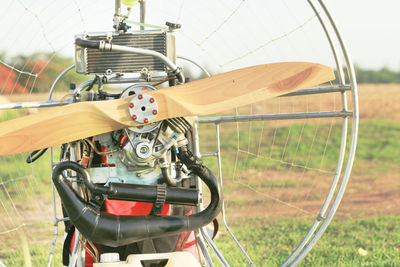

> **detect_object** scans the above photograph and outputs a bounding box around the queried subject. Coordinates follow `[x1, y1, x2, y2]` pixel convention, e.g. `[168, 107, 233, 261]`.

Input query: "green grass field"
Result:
[0, 111, 399, 266]
[200, 120, 400, 174]
[0, 215, 400, 267]
[211, 215, 400, 266]
[1, 215, 399, 266]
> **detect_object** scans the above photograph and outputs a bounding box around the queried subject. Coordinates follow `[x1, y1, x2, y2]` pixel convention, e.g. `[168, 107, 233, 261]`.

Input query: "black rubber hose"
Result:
[74, 162, 199, 205]
[26, 148, 48, 163]
[52, 154, 220, 247]
[108, 183, 199, 205]
[75, 38, 100, 49]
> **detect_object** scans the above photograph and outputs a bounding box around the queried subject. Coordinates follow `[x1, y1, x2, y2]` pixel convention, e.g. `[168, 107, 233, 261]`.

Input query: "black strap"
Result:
[62, 226, 75, 266]
[149, 184, 167, 215]
[26, 148, 48, 163]
[212, 218, 219, 240]
[179, 231, 192, 251]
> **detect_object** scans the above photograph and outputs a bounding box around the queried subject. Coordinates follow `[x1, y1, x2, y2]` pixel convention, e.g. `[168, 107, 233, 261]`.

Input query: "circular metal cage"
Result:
[0, 0, 358, 266]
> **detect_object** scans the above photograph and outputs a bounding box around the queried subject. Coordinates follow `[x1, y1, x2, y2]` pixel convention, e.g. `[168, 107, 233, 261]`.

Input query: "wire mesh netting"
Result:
[0, 0, 356, 266]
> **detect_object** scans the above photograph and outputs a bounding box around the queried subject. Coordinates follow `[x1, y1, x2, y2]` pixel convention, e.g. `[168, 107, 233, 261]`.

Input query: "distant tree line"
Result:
[334, 65, 400, 84]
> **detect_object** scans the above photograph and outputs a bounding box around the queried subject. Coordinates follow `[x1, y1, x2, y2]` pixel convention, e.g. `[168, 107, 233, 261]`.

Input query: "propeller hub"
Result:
[128, 93, 158, 124]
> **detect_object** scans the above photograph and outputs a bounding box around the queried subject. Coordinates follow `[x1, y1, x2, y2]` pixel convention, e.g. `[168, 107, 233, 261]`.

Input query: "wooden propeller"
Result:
[0, 62, 334, 155]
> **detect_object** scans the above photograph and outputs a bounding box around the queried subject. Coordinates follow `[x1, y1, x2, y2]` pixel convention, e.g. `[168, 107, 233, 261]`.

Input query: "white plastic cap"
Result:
[100, 253, 120, 263]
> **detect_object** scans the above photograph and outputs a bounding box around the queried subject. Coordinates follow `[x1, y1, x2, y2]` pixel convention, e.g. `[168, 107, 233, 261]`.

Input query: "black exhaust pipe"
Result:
[52, 146, 221, 247]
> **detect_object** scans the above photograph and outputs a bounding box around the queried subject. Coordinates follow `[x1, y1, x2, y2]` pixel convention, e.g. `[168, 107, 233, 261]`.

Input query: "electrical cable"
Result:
[152, 77, 177, 87]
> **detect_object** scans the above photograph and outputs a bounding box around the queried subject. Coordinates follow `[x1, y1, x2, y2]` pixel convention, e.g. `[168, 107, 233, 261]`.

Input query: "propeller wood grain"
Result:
[0, 62, 334, 155]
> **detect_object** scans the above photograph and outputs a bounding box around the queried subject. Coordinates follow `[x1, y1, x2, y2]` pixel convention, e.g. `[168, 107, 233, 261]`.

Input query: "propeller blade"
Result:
[0, 62, 334, 155]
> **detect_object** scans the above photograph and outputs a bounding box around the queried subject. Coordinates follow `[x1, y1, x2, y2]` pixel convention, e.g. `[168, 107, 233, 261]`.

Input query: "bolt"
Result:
[132, 115, 137, 120]
[150, 97, 155, 103]
[144, 118, 149, 124]
[152, 109, 158, 115]
[140, 146, 148, 154]
[129, 103, 134, 108]
[138, 94, 143, 100]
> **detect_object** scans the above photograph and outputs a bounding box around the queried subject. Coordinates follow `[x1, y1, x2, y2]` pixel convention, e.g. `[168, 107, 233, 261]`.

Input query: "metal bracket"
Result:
[106, 32, 113, 43]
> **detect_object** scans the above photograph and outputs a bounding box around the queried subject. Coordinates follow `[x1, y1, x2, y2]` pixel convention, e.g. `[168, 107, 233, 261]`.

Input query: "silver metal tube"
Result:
[107, 74, 168, 84]
[192, 122, 214, 267]
[48, 64, 75, 101]
[279, 85, 350, 97]
[140, 0, 146, 31]
[193, 122, 229, 267]
[0, 84, 350, 111]
[78, 241, 85, 267]
[195, 230, 214, 267]
[107, 43, 179, 73]
[73, 80, 95, 96]
[200, 227, 230, 267]
[307, 0, 345, 85]
[47, 172, 59, 267]
[69, 230, 80, 267]
[201, 153, 218, 157]
[114, 0, 122, 29]
[55, 217, 70, 223]
[192, 121, 201, 159]
[282, 1, 353, 264]
[115, 0, 121, 16]
[47, 148, 56, 267]
[281, 221, 320, 267]
[46, 224, 58, 267]
[0, 67, 168, 111]
[290, 1, 359, 264]
[177, 56, 211, 77]
[0, 100, 66, 110]
[192, 114, 235, 267]
[198, 111, 352, 124]
[216, 124, 255, 266]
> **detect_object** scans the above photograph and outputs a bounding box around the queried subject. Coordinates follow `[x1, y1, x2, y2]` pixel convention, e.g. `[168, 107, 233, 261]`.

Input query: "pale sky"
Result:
[0, 0, 398, 72]
[329, 0, 400, 70]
